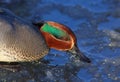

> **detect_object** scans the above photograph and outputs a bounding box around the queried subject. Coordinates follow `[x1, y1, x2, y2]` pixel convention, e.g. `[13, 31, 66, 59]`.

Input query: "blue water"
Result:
[0, 0, 120, 82]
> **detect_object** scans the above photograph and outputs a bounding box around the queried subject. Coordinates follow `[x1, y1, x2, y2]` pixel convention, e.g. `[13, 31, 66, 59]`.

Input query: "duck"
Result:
[0, 8, 49, 62]
[0, 7, 91, 63]
[33, 21, 91, 63]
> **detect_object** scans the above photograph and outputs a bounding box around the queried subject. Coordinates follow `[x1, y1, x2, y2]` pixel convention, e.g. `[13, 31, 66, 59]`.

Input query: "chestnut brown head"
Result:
[33, 21, 91, 63]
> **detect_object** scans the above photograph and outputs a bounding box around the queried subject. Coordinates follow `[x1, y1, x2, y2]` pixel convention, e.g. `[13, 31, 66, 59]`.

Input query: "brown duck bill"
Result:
[68, 45, 91, 63]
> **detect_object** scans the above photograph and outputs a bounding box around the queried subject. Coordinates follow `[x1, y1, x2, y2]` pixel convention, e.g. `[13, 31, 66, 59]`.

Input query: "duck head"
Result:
[33, 21, 91, 63]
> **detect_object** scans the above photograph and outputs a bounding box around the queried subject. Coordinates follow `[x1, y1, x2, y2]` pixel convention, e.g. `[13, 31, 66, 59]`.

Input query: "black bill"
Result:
[68, 45, 91, 63]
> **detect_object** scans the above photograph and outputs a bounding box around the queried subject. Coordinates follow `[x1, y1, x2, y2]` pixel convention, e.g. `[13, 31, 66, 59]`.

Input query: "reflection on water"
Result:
[0, 0, 120, 82]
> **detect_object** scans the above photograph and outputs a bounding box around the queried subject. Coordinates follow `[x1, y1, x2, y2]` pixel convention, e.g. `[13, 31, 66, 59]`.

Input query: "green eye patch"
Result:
[41, 23, 70, 40]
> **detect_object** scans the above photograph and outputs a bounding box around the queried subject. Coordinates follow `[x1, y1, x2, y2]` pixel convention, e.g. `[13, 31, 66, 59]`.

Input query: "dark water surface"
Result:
[0, 0, 120, 82]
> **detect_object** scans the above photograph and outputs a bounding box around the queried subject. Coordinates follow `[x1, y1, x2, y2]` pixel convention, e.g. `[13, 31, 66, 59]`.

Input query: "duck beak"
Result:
[68, 45, 91, 63]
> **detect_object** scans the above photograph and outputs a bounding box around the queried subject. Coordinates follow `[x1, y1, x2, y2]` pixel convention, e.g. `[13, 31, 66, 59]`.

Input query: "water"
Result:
[0, 0, 120, 82]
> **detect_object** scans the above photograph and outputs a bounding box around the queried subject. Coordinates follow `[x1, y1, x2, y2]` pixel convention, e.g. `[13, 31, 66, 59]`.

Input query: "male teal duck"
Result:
[0, 8, 49, 62]
[0, 8, 91, 63]
[33, 21, 91, 63]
